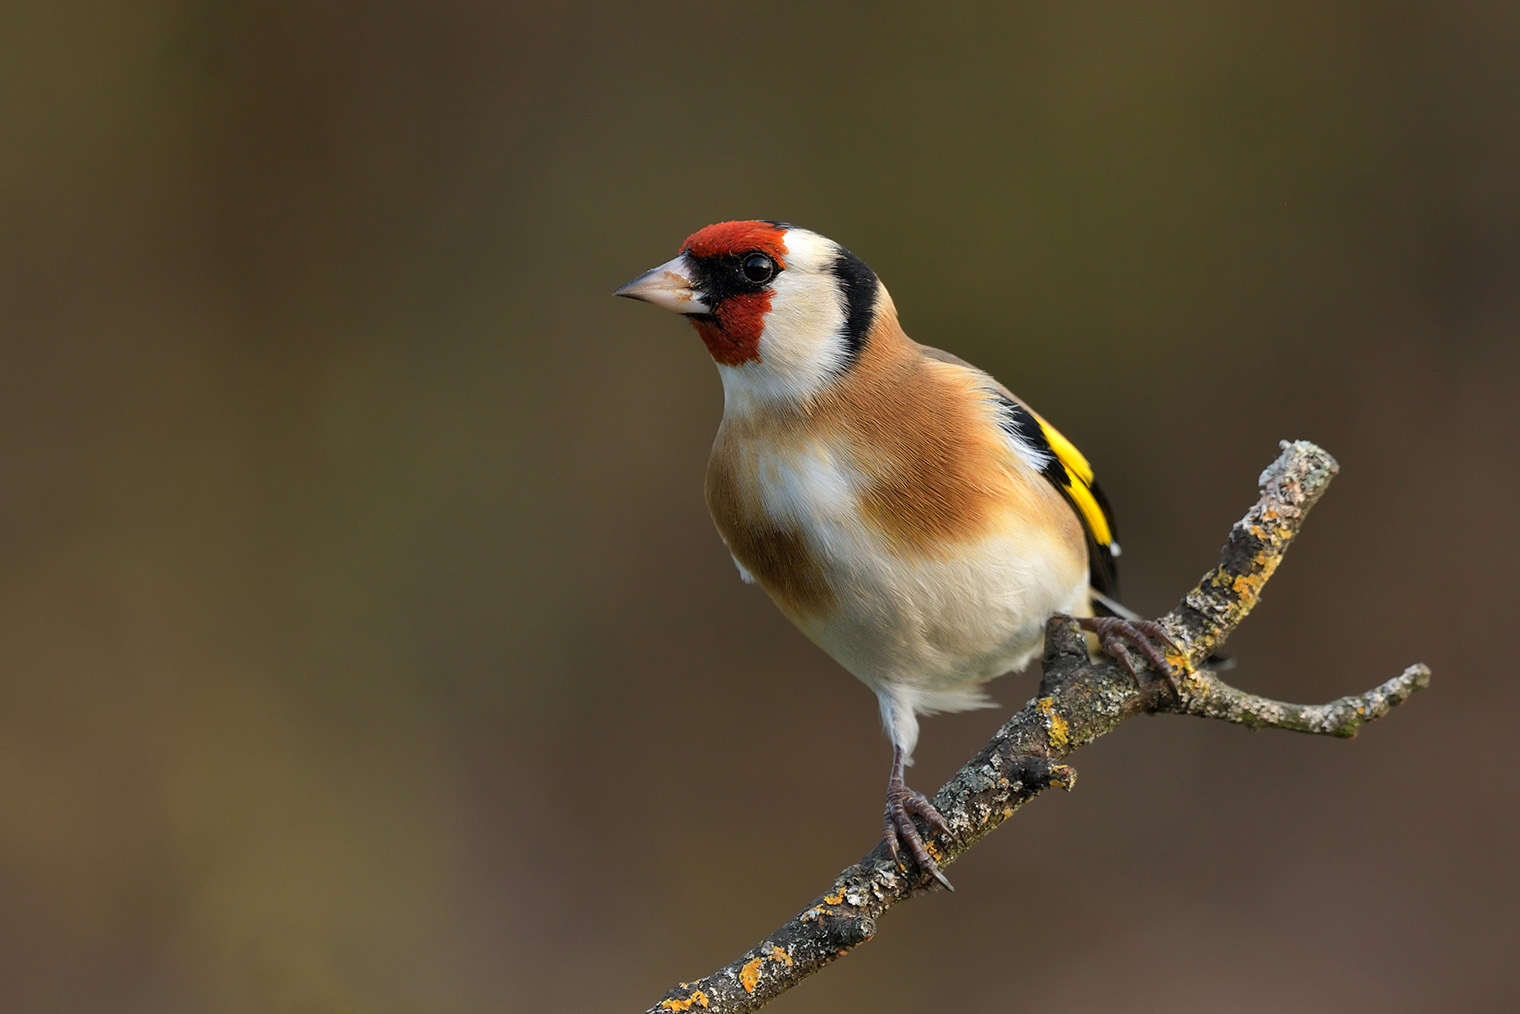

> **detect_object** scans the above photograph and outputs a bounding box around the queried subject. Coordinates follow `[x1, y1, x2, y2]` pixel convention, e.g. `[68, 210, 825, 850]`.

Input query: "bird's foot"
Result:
[1077, 615, 1182, 698]
[883, 782, 953, 891]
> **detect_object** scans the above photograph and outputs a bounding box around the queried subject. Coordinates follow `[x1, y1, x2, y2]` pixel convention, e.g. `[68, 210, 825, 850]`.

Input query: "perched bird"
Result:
[615, 221, 1172, 889]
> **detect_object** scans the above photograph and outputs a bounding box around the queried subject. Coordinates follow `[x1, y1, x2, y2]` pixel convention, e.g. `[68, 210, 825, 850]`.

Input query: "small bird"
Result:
[615, 221, 1172, 889]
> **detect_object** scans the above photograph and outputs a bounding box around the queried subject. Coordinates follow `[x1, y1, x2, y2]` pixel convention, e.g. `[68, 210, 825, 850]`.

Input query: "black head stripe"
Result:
[828, 246, 879, 368]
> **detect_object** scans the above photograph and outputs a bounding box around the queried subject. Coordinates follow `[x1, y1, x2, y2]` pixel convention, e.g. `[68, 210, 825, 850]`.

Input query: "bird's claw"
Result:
[1078, 615, 1182, 698]
[883, 784, 954, 891]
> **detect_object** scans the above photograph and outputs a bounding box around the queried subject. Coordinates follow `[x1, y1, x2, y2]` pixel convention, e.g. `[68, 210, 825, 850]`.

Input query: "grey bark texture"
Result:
[648, 440, 1431, 1014]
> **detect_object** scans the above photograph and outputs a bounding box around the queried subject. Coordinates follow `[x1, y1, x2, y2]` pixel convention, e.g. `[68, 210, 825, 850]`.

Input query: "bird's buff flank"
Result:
[616, 221, 1173, 889]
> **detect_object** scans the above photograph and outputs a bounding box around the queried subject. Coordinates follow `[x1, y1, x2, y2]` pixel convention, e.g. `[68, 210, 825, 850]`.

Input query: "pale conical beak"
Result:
[613, 254, 709, 315]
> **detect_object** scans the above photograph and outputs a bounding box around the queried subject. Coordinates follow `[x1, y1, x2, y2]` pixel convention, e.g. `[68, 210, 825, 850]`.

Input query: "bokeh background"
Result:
[4, 2, 1517, 1011]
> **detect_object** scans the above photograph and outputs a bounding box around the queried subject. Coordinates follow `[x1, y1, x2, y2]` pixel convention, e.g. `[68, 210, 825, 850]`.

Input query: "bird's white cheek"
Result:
[718, 273, 850, 415]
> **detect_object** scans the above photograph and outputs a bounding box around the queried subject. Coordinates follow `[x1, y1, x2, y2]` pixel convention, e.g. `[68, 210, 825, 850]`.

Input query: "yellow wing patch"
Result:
[1029, 411, 1114, 551]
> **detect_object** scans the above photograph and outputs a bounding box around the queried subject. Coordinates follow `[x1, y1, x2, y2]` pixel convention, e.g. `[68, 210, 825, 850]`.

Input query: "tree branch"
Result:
[648, 441, 1431, 1014]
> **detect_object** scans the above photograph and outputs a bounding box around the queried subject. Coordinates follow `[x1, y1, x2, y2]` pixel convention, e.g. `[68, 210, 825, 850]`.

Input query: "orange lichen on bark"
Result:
[1203, 529, 1290, 621]
[739, 958, 764, 994]
[1036, 696, 1070, 750]
[737, 945, 797, 995]
[1231, 570, 1268, 600]
[660, 987, 711, 1010]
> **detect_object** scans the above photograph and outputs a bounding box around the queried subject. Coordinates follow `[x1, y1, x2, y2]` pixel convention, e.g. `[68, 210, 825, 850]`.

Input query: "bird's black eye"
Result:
[740, 252, 776, 284]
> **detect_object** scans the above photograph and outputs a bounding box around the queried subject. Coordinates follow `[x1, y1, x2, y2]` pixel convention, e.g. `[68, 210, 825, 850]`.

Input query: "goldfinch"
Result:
[616, 221, 1171, 889]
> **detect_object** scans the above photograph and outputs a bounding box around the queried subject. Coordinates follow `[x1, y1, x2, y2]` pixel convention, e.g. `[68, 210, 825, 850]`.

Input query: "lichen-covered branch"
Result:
[1167, 664, 1431, 736]
[648, 441, 1430, 1014]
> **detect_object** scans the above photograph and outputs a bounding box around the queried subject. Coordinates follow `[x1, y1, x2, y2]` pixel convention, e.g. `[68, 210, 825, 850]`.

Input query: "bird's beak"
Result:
[613, 255, 709, 315]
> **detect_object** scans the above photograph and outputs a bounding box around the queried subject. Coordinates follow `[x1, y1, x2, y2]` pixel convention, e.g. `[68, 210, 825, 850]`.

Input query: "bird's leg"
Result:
[1077, 615, 1181, 696]
[882, 745, 954, 891]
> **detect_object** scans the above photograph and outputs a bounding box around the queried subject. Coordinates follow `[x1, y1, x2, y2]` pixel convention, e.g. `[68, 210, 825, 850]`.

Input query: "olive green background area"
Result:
[4, 3, 1517, 1011]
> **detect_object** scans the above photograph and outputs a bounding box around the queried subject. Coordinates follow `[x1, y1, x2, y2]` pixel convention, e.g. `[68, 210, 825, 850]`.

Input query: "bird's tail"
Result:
[1090, 589, 1141, 622]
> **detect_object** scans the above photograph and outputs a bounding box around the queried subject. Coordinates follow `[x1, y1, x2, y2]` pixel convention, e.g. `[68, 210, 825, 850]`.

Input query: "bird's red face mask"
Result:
[615, 220, 789, 366]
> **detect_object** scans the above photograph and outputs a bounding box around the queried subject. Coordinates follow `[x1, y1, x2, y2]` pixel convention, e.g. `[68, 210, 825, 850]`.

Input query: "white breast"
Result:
[732, 431, 1089, 759]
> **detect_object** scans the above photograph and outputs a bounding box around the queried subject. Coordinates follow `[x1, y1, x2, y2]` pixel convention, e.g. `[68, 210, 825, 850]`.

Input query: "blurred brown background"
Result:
[3, 2, 1517, 1011]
